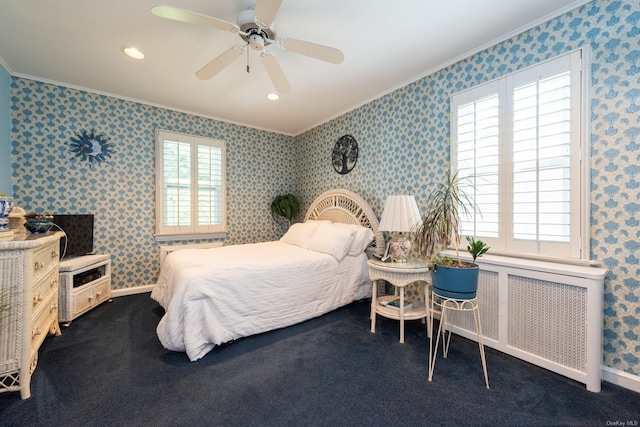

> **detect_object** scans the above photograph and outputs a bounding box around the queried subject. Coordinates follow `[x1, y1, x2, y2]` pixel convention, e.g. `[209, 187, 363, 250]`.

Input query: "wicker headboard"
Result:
[303, 189, 384, 257]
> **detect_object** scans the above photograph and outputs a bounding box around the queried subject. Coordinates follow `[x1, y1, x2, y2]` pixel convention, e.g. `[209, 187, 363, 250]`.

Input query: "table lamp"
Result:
[378, 195, 421, 262]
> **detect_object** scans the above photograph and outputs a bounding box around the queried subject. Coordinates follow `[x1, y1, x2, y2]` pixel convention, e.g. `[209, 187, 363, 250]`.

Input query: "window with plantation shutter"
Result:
[451, 50, 587, 261]
[156, 130, 226, 240]
[456, 90, 500, 240]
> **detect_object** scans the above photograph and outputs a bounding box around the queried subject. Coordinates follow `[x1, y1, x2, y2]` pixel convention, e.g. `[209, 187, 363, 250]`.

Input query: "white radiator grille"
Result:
[439, 253, 605, 392]
[508, 275, 587, 372]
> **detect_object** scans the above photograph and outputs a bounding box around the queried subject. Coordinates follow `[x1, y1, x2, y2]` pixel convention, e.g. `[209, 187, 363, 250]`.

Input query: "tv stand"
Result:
[58, 254, 111, 325]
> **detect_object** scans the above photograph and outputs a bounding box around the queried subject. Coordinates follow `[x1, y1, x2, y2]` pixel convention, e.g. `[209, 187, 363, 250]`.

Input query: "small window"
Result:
[451, 50, 587, 261]
[155, 130, 226, 240]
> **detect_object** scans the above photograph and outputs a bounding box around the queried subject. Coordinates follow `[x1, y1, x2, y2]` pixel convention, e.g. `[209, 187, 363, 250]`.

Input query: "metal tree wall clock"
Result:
[332, 134, 358, 175]
[70, 129, 112, 167]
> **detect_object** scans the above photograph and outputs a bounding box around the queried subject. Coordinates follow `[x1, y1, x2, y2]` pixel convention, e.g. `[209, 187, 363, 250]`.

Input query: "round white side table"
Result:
[368, 259, 431, 343]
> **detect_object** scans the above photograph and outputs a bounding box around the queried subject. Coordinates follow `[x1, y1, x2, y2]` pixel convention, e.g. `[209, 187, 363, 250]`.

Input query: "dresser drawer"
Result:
[30, 291, 58, 353]
[31, 268, 59, 314]
[72, 277, 111, 318]
[31, 241, 60, 282]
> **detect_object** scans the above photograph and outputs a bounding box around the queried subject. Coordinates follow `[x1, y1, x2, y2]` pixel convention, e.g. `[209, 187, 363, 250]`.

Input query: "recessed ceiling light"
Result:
[123, 47, 145, 60]
[267, 93, 279, 101]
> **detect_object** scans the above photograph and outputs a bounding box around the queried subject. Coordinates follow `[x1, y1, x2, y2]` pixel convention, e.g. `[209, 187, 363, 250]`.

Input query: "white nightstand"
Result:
[368, 258, 431, 343]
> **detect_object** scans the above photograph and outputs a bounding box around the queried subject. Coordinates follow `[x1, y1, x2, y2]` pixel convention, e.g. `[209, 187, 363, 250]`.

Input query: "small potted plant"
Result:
[270, 193, 301, 227]
[416, 172, 488, 299]
[466, 236, 489, 263]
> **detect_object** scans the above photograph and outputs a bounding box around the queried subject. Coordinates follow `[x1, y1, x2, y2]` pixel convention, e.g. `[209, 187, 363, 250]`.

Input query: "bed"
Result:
[151, 189, 384, 361]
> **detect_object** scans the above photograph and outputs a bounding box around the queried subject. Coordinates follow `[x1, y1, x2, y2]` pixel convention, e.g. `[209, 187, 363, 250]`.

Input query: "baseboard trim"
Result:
[602, 366, 640, 393]
[111, 284, 154, 298]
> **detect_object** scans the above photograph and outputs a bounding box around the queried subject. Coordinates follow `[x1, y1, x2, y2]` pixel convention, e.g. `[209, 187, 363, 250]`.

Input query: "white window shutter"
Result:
[156, 130, 226, 238]
[453, 85, 501, 243]
[451, 50, 585, 261]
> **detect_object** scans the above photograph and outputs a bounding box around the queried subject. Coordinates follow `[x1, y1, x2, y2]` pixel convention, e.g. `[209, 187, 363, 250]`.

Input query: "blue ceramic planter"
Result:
[432, 262, 479, 300]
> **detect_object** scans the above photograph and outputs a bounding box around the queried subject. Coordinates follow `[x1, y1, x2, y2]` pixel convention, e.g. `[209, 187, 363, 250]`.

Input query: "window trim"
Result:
[155, 129, 227, 241]
[450, 48, 591, 264]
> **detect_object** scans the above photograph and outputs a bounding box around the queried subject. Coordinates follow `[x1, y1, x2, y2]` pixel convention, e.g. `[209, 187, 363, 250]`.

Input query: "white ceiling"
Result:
[0, 0, 589, 136]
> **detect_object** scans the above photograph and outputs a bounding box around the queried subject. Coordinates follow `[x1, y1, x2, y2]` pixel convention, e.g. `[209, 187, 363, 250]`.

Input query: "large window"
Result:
[155, 130, 226, 240]
[451, 50, 588, 261]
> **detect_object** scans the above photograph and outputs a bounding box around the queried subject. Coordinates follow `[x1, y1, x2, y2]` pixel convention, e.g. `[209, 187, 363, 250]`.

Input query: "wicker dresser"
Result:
[0, 231, 63, 399]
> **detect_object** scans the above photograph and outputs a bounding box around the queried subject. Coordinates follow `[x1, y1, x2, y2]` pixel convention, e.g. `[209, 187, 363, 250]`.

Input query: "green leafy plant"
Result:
[433, 255, 455, 266]
[416, 171, 478, 266]
[270, 194, 301, 224]
[466, 236, 489, 263]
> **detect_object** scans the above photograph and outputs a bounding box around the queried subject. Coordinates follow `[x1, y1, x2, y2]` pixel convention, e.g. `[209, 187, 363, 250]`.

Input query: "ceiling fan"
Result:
[151, 0, 344, 94]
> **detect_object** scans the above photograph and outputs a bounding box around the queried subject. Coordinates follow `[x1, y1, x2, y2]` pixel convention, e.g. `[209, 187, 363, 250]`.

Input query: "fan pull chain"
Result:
[246, 43, 250, 73]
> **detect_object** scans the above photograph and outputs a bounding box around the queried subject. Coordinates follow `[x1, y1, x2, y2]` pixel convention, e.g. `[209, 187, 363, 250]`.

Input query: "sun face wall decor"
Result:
[332, 134, 358, 175]
[69, 129, 112, 167]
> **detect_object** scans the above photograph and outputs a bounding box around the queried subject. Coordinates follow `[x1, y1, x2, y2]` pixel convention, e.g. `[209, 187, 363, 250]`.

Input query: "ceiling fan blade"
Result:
[196, 46, 244, 80]
[260, 52, 291, 94]
[254, 0, 283, 27]
[279, 38, 344, 64]
[151, 5, 239, 33]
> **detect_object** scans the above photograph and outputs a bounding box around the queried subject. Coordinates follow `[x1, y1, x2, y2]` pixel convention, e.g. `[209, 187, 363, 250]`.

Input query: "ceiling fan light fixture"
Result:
[237, 8, 256, 27]
[248, 34, 264, 51]
[152, 3, 343, 93]
[238, 7, 275, 46]
[122, 46, 145, 60]
[267, 93, 279, 101]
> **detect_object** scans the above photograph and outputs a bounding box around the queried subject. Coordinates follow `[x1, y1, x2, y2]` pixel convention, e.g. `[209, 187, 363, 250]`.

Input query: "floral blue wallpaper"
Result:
[10, 82, 295, 289]
[295, 0, 640, 377]
[9, 0, 639, 380]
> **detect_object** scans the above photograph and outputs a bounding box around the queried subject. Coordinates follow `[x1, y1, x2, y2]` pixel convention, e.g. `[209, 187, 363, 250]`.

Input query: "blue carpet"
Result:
[0, 293, 638, 426]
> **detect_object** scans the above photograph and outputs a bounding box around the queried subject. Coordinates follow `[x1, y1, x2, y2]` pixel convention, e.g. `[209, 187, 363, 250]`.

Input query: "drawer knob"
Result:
[51, 251, 59, 259]
[32, 327, 42, 339]
[50, 277, 58, 287]
[34, 261, 44, 271]
[50, 303, 57, 313]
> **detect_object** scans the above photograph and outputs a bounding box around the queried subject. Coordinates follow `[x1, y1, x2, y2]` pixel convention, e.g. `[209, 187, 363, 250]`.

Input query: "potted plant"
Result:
[416, 172, 488, 299]
[270, 193, 301, 227]
[466, 236, 489, 262]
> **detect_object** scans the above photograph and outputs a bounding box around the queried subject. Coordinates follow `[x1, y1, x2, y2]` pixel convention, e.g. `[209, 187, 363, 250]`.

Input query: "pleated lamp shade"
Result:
[379, 195, 421, 233]
[378, 195, 421, 262]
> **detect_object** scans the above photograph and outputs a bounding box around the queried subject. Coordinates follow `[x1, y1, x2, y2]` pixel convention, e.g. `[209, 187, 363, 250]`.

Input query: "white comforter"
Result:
[151, 241, 371, 361]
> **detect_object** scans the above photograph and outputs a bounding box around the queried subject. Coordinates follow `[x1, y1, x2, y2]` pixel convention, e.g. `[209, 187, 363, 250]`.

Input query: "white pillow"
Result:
[332, 223, 375, 255]
[280, 220, 331, 248]
[305, 222, 356, 261]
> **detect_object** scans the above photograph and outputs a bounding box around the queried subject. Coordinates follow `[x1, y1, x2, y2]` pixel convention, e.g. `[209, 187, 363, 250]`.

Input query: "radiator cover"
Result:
[439, 254, 606, 392]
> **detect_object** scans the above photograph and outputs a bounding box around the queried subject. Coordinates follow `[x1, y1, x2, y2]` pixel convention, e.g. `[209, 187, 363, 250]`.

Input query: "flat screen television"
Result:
[52, 214, 94, 260]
